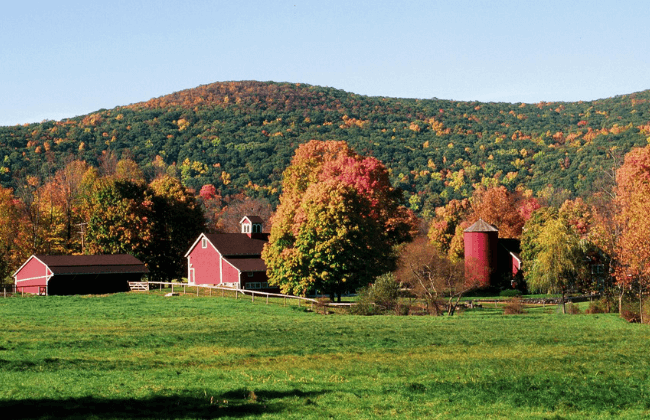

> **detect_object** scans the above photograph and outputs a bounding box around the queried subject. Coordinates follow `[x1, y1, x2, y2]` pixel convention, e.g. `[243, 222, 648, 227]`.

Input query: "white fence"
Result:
[146, 281, 335, 308]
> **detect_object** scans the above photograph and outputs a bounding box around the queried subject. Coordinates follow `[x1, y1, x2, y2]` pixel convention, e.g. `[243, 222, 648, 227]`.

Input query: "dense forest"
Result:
[2, 81, 650, 216]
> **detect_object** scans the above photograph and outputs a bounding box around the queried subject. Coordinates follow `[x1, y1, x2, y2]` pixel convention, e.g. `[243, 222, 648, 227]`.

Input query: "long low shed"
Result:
[13, 254, 149, 295]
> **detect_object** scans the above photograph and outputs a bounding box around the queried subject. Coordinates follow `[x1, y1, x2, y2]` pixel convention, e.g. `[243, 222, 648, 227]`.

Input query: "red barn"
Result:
[13, 254, 148, 295]
[464, 219, 522, 288]
[185, 216, 278, 292]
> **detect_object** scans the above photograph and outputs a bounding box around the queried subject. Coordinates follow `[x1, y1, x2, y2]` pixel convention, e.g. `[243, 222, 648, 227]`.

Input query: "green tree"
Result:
[149, 175, 205, 281]
[83, 179, 155, 263]
[524, 217, 585, 313]
[262, 140, 416, 300]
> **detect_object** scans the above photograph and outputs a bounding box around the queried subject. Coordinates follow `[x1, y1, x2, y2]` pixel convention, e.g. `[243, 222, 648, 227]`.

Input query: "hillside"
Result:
[2, 81, 649, 215]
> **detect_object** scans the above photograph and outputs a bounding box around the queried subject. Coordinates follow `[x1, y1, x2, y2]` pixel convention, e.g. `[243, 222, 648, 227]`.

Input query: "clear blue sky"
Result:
[2, 0, 649, 126]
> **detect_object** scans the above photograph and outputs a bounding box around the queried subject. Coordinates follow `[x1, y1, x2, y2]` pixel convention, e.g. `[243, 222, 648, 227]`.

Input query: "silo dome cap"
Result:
[464, 218, 499, 232]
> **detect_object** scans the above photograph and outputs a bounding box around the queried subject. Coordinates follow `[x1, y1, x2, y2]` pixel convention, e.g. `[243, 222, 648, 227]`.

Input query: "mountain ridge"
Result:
[2, 80, 649, 216]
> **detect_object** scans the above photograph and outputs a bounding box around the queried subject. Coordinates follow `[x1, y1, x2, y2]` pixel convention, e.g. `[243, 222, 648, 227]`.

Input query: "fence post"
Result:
[284, 297, 286, 306]
[235, 290, 238, 299]
[183, 285, 186, 294]
[171, 284, 174, 294]
[222, 289, 224, 298]
[252, 292, 254, 303]
[266, 295, 269, 305]
[197, 286, 199, 297]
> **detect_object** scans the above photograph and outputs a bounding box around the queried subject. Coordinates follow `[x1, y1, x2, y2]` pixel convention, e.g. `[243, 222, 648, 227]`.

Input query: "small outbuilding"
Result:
[13, 254, 149, 296]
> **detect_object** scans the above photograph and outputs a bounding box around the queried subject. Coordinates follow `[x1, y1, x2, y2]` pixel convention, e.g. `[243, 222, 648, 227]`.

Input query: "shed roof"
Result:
[464, 219, 499, 233]
[204, 233, 269, 257]
[35, 254, 148, 275]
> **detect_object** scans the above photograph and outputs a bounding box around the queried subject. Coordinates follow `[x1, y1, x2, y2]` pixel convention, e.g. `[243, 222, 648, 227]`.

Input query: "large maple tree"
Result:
[262, 140, 417, 299]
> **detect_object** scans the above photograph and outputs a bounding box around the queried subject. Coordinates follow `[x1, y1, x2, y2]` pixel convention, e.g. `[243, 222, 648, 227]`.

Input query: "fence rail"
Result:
[2, 284, 47, 297]
[1, 282, 342, 310]
[146, 281, 325, 308]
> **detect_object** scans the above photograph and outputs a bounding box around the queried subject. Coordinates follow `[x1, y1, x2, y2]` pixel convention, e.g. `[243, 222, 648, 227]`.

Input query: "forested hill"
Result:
[2, 81, 650, 216]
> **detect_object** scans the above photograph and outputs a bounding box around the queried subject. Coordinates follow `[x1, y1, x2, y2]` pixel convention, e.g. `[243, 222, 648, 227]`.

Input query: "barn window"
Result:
[247, 272, 254, 277]
[202, 237, 207, 248]
[591, 264, 605, 275]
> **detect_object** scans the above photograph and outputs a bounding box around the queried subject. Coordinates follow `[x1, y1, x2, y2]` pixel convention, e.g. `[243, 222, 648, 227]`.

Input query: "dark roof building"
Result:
[14, 254, 148, 296]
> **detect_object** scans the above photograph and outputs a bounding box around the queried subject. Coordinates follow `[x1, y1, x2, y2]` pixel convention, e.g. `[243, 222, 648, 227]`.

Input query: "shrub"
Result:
[394, 302, 410, 316]
[349, 273, 400, 316]
[314, 297, 331, 315]
[566, 302, 582, 315]
[371, 273, 400, 312]
[500, 289, 523, 298]
[585, 297, 617, 314]
[621, 308, 641, 323]
[503, 298, 525, 315]
[619, 298, 650, 323]
[349, 289, 375, 315]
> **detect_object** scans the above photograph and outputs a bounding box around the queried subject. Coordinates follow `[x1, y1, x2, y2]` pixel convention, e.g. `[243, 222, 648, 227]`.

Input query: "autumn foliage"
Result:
[612, 145, 650, 321]
[262, 140, 417, 299]
[397, 237, 481, 315]
[428, 186, 539, 259]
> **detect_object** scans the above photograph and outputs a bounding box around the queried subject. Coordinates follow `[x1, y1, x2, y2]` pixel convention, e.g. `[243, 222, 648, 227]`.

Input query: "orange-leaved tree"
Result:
[262, 140, 417, 300]
[614, 145, 650, 322]
[0, 187, 30, 283]
[428, 186, 539, 259]
[396, 237, 481, 316]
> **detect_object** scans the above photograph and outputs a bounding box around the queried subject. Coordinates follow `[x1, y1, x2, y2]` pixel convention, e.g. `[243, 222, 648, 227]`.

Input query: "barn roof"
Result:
[34, 254, 149, 275]
[499, 238, 521, 255]
[226, 258, 267, 272]
[464, 219, 499, 233]
[204, 233, 269, 257]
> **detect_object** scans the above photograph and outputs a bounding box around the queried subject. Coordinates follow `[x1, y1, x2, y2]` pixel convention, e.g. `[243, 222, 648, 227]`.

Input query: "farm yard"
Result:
[1, 292, 649, 419]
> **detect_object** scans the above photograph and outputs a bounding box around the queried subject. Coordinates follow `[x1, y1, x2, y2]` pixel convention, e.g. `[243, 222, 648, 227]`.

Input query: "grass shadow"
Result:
[1, 389, 327, 419]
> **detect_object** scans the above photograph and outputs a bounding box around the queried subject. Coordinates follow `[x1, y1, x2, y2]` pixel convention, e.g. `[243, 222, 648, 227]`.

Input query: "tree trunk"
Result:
[639, 282, 643, 324]
[619, 288, 624, 316]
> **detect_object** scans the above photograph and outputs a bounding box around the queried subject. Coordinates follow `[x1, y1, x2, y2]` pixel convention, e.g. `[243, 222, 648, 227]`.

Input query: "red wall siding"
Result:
[187, 238, 222, 285]
[15, 257, 50, 294]
[464, 231, 498, 287]
[511, 255, 521, 277]
[222, 260, 240, 285]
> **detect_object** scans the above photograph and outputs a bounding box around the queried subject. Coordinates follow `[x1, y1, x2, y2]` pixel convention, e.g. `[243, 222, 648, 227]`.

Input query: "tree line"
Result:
[425, 143, 650, 320]
[0, 156, 271, 283]
[2, 81, 650, 219]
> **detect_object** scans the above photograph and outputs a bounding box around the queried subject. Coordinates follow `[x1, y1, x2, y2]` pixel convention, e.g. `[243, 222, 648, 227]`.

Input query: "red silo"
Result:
[464, 219, 499, 288]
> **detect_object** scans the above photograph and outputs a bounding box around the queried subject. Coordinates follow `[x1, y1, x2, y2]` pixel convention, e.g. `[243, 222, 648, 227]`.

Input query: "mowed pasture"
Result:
[0, 293, 649, 419]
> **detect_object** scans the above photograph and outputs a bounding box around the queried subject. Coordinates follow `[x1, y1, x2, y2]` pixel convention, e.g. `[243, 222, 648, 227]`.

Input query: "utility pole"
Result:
[76, 223, 87, 253]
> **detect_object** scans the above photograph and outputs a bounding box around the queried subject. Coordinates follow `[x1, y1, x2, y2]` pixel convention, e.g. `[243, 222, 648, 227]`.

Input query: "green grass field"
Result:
[1, 292, 649, 419]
